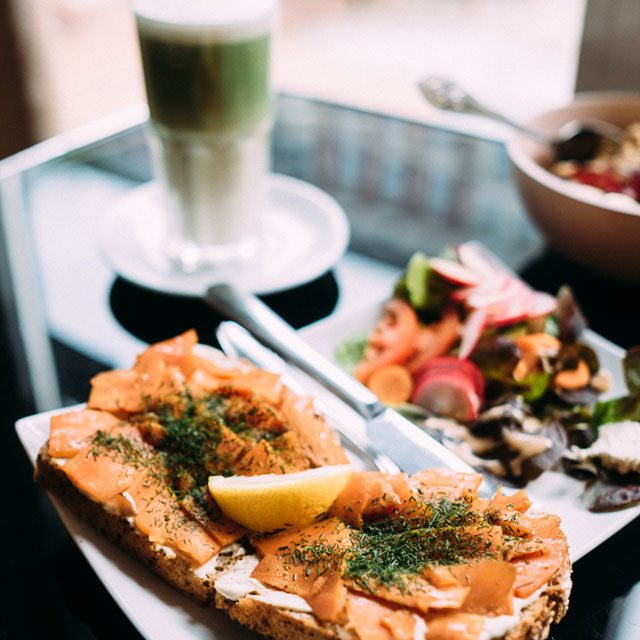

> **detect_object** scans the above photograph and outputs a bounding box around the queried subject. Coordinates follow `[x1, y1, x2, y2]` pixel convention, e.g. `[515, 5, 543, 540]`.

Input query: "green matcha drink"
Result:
[133, 0, 278, 268]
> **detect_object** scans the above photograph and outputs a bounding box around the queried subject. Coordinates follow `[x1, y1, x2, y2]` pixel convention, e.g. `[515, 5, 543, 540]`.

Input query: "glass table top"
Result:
[1, 94, 638, 640]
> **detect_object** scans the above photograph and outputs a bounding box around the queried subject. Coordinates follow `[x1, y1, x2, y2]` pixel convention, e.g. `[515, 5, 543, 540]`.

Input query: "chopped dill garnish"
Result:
[272, 497, 498, 594]
[345, 498, 495, 591]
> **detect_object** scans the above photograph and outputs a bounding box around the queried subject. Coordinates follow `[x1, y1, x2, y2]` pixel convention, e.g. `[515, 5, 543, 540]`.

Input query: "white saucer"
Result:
[99, 174, 350, 296]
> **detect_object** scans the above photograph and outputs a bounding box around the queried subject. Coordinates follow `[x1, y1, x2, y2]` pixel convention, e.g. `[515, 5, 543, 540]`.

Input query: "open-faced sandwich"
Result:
[35, 330, 571, 640]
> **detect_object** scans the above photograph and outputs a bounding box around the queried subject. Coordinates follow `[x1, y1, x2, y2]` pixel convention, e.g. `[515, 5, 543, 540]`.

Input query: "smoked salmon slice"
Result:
[48, 409, 121, 457]
[279, 388, 350, 467]
[251, 552, 347, 622]
[486, 487, 532, 514]
[251, 519, 352, 622]
[135, 329, 198, 377]
[346, 592, 417, 640]
[62, 424, 149, 503]
[224, 369, 284, 406]
[345, 575, 469, 614]
[129, 474, 221, 566]
[421, 610, 485, 640]
[329, 471, 412, 527]
[179, 493, 246, 547]
[509, 513, 568, 598]
[408, 468, 482, 502]
[234, 441, 290, 476]
[88, 369, 150, 414]
[208, 424, 250, 473]
[234, 431, 312, 476]
[252, 517, 352, 557]
[448, 558, 516, 615]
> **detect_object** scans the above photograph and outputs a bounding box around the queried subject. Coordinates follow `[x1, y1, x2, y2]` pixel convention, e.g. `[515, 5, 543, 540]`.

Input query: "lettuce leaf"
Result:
[335, 335, 367, 374]
[591, 393, 640, 429]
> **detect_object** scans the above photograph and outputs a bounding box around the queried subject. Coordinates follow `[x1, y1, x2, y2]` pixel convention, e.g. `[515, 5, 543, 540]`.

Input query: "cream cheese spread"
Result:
[155, 544, 177, 559]
[193, 542, 246, 580]
[213, 554, 312, 613]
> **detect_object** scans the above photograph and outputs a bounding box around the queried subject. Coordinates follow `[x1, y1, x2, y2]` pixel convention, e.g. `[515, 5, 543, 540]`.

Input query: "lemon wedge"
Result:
[208, 464, 353, 532]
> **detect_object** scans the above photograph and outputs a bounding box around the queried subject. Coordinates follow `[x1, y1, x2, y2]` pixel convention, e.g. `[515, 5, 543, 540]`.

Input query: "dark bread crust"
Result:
[504, 556, 571, 640]
[215, 594, 354, 640]
[35, 443, 217, 606]
[35, 442, 571, 640]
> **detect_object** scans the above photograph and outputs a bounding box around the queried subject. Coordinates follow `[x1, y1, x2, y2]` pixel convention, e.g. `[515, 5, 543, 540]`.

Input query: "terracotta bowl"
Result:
[506, 93, 640, 281]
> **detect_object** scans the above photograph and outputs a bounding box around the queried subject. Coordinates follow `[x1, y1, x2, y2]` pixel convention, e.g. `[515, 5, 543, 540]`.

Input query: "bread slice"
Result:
[34, 331, 572, 640]
[35, 442, 220, 606]
[36, 441, 571, 640]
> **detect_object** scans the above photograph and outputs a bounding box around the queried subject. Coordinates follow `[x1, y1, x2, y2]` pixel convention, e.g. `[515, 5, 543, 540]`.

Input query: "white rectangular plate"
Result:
[299, 298, 640, 563]
[16, 309, 639, 640]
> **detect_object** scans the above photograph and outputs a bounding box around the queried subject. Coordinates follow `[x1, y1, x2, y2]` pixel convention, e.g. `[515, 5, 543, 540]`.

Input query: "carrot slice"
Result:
[513, 333, 561, 380]
[354, 298, 419, 384]
[515, 333, 562, 355]
[366, 364, 414, 404]
[554, 359, 590, 390]
[404, 306, 461, 374]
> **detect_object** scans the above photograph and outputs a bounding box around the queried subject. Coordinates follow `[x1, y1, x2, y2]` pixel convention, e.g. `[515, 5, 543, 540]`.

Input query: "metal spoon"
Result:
[418, 76, 625, 162]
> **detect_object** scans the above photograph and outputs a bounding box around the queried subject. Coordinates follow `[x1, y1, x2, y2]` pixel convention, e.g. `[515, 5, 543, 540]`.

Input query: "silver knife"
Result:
[204, 283, 495, 496]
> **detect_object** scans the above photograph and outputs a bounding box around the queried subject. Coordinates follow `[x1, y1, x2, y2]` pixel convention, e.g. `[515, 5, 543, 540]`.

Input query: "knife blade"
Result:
[204, 283, 495, 496]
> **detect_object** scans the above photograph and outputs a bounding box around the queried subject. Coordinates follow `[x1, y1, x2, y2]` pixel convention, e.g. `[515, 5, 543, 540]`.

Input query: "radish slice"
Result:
[414, 356, 485, 398]
[430, 257, 483, 287]
[450, 285, 478, 303]
[488, 304, 530, 326]
[447, 243, 556, 328]
[484, 281, 534, 325]
[451, 274, 506, 304]
[411, 367, 482, 422]
[458, 307, 489, 359]
[465, 274, 521, 309]
[525, 291, 557, 318]
[457, 242, 504, 278]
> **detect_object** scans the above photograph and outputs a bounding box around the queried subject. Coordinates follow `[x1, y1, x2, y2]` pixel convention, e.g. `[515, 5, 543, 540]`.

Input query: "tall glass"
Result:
[132, 0, 279, 272]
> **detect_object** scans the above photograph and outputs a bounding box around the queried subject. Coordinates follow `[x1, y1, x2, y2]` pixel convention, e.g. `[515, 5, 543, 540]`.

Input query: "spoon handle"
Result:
[418, 76, 550, 144]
